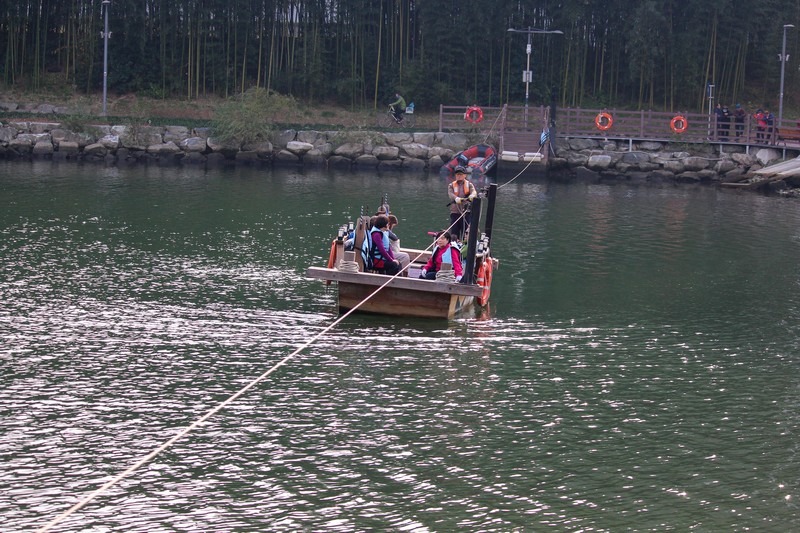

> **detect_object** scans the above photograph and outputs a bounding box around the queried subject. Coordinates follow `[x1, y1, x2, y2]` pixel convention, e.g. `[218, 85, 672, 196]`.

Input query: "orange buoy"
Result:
[464, 106, 484, 124]
[670, 115, 688, 134]
[595, 112, 613, 131]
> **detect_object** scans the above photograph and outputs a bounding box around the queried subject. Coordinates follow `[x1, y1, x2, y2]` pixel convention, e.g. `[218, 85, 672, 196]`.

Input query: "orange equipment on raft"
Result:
[476, 259, 493, 306]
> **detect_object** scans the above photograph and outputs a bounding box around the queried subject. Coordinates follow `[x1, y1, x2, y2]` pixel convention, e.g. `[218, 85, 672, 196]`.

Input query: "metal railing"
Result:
[437, 104, 800, 150]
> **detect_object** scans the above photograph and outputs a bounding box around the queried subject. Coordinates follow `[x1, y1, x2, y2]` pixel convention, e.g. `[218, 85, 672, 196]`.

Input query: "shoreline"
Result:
[2, 120, 800, 196]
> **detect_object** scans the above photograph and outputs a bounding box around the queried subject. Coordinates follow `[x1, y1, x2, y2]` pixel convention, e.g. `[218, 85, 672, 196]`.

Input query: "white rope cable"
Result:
[482, 107, 505, 145]
[36, 227, 449, 533]
[497, 154, 538, 190]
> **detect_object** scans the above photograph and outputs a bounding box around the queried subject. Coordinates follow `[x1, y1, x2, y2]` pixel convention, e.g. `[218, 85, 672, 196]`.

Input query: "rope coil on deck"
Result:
[435, 269, 457, 283]
[336, 259, 360, 273]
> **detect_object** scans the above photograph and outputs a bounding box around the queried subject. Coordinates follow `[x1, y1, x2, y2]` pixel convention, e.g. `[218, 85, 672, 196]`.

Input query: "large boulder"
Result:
[83, 143, 107, 156]
[333, 143, 364, 159]
[147, 141, 182, 155]
[207, 137, 240, 156]
[29, 122, 60, 134]
[755, 148, 781, 165]
[180, 137, 207, 153]
[683, 156, 709, 171]
[0, 126, 15, 142]
[383, 132, 414, 146]
[163, 126, 190, 143]
[98, 135, 120, 149]
[242, 141, 273, 155]
[372, 146, 400, 160]
[567, 138, 599, 151]
[57, 141, 80, 154]
[33, 139, 54, 155]
[587, 154, 612, 170]
[436, 132, 469, 149]
[400, 143, 428, 159]
[286, 140, 313, 155]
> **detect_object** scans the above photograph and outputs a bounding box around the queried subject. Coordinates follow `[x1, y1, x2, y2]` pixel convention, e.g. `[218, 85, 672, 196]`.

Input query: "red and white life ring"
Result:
[476, 259, 493, 306]
[670, 115, 688, 134]
[595, 112, 613, 131]
[465, 106, 484, 124]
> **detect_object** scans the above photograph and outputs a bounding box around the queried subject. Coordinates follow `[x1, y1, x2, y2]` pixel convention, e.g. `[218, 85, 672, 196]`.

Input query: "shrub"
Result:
[211, 88, 299, 144]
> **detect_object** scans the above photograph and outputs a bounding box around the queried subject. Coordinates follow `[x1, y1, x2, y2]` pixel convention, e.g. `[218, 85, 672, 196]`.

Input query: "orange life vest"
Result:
[451, 180, 471, 197]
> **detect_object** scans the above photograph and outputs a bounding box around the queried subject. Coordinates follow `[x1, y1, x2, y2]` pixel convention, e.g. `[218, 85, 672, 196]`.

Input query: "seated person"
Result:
[369, 215, 401, 276]
[419, 231, 463, 281]
[387, 214, 410, 271]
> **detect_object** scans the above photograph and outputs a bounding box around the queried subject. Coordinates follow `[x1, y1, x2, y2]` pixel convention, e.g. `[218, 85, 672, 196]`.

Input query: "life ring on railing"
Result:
[465, 106, 484, 124]
[476, 259, 493, 306]
[595, 112, 613, 131]
[670, 115, 688, 134]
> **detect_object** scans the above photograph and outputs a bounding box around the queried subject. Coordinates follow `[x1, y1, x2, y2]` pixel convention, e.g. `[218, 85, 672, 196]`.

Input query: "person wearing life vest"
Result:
[419, 231, 463, 281]
[447, 165, 478, 241]
[368, 215, 401, 276]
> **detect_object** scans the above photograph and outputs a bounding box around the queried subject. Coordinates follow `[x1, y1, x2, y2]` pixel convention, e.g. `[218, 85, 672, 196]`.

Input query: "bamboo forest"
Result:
[2, 0, 799, 113]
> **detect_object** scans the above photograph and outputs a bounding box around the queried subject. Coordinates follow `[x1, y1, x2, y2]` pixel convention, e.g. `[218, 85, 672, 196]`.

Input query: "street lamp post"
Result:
[101, 0, 111, 116]
[779, 23, 794, 128]
[506, 27, 563, 113]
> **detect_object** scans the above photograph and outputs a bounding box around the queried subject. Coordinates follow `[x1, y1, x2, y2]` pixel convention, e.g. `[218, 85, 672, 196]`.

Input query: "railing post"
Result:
[439, 104, 443, 133]
[641, 110, 645, 137]
[500, 104, 508, 153]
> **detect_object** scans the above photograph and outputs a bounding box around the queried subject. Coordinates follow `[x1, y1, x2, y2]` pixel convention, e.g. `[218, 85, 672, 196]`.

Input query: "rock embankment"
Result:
[0, 120, 475, 171]
[2, 119, 800, 194]
[546, 138, 800, 194]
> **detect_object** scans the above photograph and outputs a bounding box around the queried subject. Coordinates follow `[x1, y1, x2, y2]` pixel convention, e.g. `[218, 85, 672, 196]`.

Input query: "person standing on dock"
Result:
[734, 104, 746, 139]
[448, 166, 478, 242]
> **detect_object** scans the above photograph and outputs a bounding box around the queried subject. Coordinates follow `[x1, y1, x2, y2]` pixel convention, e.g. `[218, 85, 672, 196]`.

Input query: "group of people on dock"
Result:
[364, 164, 478, 281]
[714, 103, 776, 143]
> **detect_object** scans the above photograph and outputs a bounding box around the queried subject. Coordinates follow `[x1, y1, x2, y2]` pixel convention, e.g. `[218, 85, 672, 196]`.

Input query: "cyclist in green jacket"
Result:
[389, 93, 406, 123]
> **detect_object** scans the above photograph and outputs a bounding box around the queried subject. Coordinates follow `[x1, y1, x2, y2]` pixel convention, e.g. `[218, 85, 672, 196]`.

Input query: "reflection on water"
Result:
[1, 162, 799, 531]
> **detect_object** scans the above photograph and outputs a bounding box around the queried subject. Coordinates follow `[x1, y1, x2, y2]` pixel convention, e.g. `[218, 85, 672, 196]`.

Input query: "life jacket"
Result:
[451, 180, 471, 197]
[368, 226, 390, 268]
[432, 244, 458, 272]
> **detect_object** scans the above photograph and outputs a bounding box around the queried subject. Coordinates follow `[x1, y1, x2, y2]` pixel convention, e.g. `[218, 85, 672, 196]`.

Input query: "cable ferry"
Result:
[306, 183, 499, 318]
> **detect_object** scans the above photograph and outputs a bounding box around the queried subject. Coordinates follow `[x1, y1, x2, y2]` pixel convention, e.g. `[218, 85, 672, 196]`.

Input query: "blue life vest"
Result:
[433, 244, 458, 271]
[368, 226, 391, 267]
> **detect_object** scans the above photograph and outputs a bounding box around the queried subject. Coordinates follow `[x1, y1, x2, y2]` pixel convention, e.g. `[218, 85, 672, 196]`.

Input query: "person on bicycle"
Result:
[389, 93, 406, 123]
[448, 165, 478, 241]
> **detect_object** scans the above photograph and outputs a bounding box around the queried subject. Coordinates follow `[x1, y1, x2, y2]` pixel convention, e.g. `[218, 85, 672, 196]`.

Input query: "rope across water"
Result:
[36, 210, 475, 531]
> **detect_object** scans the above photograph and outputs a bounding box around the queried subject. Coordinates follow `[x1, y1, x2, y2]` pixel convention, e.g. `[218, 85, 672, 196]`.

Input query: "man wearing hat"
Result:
[447, 166, 478, 241]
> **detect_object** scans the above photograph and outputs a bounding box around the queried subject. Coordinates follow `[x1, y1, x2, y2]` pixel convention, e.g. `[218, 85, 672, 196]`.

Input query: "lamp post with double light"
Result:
[779, 23, 794, 128]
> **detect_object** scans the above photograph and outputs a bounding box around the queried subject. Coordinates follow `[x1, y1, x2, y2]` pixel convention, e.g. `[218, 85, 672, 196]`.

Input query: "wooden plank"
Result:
[338, 282, 473, 318]
[753, 157, 800, 175]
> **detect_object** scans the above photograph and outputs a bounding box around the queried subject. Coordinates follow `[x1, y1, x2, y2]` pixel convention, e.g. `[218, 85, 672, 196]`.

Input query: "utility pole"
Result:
[506, 27, 563, 123]
[101, 0, 111, 116]
[779, 24, 794, 128]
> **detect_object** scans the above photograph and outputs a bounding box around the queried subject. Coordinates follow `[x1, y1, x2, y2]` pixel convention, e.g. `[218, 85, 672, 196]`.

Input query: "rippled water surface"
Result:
[2, 161, 799, 531]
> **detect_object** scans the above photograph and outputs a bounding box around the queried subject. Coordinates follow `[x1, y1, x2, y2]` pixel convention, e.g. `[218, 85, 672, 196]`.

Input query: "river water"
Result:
[1, 161, 798, 531]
